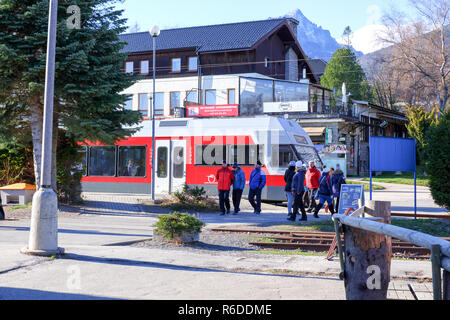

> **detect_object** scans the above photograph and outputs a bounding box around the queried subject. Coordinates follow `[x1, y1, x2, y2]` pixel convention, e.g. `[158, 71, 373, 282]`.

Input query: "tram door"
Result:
[154, 139, 186, 195]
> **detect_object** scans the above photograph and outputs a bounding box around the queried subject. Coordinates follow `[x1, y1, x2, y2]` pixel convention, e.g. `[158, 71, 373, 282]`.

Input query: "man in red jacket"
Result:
[305, 161, 321, 213]
[216, 160, 235, 215]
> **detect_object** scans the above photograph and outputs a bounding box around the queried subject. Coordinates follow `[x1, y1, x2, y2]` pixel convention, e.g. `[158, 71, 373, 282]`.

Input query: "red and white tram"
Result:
[81, 116, 323, 201]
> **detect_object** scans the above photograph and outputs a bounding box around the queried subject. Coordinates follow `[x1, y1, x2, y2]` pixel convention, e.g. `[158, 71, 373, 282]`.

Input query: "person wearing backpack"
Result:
[284, 161, 296, 217]
[330, 163, 346, 214]
[313, 167, 335, 218]
[289, 161, 308, 222]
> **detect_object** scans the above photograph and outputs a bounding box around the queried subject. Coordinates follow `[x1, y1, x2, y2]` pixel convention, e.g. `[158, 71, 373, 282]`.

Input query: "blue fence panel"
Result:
[370, 137, 416, 172]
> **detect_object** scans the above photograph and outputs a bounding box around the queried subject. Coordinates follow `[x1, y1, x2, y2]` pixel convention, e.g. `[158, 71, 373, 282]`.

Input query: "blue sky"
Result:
[115, 0, 412, 40]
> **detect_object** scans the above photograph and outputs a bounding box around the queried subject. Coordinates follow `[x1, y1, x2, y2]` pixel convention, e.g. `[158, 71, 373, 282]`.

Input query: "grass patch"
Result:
[391, 218, 450, 237]
[347, 180, 385, 191]
[9, 203, 32, 210]
[291, 220, 335, 232]
[255, 250, 327, 257]
[361, 171, 429, 187]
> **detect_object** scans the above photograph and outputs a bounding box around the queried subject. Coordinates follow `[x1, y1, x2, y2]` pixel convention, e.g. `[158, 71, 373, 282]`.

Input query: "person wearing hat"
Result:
[231, 162, 246, 215]
[289, 161, 308, 221]
[248, 160, 266, 215]
[216, 160, 235, 215]
[284, 161, 297, 217]
[330, 163, 346, 213]
[313, 167, 335, 218]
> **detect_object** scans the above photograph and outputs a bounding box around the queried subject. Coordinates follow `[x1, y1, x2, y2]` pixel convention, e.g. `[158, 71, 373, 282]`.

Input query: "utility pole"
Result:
[22, 0, 64, 256]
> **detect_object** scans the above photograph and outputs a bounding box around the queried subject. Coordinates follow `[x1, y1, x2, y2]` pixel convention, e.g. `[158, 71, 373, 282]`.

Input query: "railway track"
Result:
[209, 227, 450, 259]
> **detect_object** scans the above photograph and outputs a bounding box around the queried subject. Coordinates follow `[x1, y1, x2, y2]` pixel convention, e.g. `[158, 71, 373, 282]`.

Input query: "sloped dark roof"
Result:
[119, 19, 288, 53]
[308, 59, 327, 78]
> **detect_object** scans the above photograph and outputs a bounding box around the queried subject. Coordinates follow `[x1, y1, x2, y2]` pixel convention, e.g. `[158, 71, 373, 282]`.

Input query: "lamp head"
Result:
[150, 25, 160, 37]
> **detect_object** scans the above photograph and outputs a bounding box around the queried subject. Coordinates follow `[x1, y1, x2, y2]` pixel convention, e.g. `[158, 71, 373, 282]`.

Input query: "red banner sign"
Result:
[186, 105, 239, 118]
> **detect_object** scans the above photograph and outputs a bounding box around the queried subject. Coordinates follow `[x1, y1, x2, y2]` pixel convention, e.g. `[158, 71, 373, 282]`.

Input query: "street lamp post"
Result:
[22, 0, 63, 256]
[150, 26, 160, 201]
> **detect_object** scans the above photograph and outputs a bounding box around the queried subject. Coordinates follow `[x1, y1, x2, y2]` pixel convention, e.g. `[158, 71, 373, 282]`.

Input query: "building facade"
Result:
[119, 19, 409, 177]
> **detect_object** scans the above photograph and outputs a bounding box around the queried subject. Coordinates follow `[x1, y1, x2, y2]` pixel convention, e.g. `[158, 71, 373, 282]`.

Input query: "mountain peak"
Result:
[276, 9, 362, 61]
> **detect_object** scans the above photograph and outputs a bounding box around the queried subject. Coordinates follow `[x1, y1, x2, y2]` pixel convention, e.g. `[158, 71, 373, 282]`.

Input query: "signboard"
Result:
[370, 137, 416, 172]
[187, 105, 239, 118]
[338, 184, 365, 215]
[263, 101, 308, 113]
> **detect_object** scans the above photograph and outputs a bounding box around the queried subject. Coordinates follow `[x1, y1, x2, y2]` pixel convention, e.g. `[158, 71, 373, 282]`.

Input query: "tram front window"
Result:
[294, 145, 323, 168]
[271, 145, 298, 168]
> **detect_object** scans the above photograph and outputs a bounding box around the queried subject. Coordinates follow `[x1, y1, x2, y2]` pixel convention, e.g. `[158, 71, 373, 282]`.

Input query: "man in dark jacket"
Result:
[232, 163, 246, 215]
[313, 168, 335, 218]
[289, 161, 308, 222]
[330, 164, 346, 214]
[216, 160, 235, 215]
[248, 160, 266, 215]
[284, 161, 296, 217]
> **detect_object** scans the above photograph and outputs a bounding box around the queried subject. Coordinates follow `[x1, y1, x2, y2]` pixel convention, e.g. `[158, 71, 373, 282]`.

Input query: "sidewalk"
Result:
[0, 243, 434, 300]
[0, 193, 437, 300]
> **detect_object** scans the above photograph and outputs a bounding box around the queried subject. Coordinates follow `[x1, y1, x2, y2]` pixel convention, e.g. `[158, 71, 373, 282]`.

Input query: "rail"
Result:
[332, 213, 450, 300]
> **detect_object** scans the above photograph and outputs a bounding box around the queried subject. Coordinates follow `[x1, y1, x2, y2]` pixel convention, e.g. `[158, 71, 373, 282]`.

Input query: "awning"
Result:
[303, 127, 326, 136]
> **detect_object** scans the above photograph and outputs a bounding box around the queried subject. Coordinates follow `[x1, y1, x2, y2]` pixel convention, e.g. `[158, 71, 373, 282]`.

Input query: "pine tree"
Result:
[424, 112, 450, 210]
[320, 47, 369, 101]
[0, 0, 141, 189]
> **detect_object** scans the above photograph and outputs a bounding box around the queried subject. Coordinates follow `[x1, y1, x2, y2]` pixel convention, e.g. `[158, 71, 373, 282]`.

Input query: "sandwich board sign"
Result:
[338, 184, 365, 215]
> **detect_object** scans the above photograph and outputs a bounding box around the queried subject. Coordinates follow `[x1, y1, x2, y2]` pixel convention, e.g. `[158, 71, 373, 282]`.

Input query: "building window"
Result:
[170, 91, 180, 115]
[227, 89, 236, 105]
[124, 95, 133, 110]
[188, 57, 198, 71]
[154, 92, 164, 117]
[125, 61, 134, 74]
[88, 146, 116, 177]
[186, 90, 198, 105]
[118, 146, 146, 177]
[205, 90, 216, 105]
[264, 58, 270, 68]
[140, 60, 149, 74]
[139, 93, 149, 117]
[171, 58, 181, 72]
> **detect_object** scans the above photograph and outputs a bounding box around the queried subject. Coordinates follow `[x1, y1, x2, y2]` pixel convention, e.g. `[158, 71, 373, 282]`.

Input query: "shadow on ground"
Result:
[0, 287, 117, 300]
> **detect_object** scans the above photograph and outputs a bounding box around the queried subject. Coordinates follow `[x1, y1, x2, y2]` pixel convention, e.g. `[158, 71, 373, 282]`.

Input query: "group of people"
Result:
[215, 160, 266, 215]
[214, 159, 346, 221]
[284, 160, 346, 222]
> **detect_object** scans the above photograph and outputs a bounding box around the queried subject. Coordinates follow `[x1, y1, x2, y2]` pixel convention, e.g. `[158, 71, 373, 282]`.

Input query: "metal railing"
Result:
[332, 213, 450, 300]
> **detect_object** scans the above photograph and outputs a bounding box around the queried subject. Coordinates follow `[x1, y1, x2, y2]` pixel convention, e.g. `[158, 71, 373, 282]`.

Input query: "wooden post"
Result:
[444, 270, 450, 300]
[343, 200, 392, 300]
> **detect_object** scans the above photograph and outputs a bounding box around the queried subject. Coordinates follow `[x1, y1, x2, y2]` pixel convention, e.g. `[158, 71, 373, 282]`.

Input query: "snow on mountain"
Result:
[280, 9, 363, 61]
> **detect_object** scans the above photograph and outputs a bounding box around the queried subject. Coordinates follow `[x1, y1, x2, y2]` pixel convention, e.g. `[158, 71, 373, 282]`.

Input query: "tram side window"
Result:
[230, 145, 264, 166]
[195, 145, 227, 166]
[173, 147, 184, 178]
[271, 145, 297, 168]
[157, 147, 168, 178]
[88, 146, 116, 177]
[80, 146, 87, 176]
[195, 144, 264, 166]
[118, 146, 146, 177]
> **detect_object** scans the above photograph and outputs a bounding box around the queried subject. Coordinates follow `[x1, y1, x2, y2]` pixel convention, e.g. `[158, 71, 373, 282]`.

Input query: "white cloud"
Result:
[337, 5, 390, 54]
